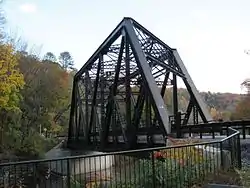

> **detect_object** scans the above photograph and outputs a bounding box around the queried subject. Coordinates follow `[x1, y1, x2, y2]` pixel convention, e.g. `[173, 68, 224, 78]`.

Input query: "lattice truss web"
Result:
[68, 18, 212, 149]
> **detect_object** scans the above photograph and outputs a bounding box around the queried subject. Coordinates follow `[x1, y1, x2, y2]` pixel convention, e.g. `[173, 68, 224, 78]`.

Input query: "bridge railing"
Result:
[0, 126, 241, 188]
[177, 120, 250, 139]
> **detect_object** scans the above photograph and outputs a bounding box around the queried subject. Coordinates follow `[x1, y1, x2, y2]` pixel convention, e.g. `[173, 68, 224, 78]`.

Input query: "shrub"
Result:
[112, 144, 215, 187]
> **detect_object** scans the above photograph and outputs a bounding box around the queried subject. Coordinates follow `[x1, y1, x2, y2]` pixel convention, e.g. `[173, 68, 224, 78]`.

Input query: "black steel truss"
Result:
[67, 17, 212, 151]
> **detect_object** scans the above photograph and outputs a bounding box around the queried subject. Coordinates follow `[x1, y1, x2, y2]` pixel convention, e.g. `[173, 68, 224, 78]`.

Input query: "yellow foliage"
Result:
[86, 182, 100, 188]
[85, 172, 112, 188]
[50, 124, 63, 134]
[0, 43, 24, 110]
[210, 107, 217, 119]
[158, 146, 204, 166]
[154, 138, 205, 166]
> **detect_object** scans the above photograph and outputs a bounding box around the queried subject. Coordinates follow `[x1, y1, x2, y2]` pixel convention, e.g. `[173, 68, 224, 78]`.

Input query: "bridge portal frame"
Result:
[68, 17, 212, 151]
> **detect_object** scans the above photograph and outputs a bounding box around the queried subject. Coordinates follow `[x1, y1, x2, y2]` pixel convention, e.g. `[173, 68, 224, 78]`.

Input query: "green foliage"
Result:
[111, 156, 214, 188]
[71, 180, 82, 188]
[237, 167, 250, 188]
[0, 43, 24, 111]
[0, 49, 74, 158]
[43, 52, 57, 63]
[13, 52, 73, 157]
[106, 141, 215, 188]
[16, 132, 49, 157]
[0, 43, 25, 152]
[0, 5, 75, 159]
[231, 95, 250, 120]
[59, 51, 74, 70]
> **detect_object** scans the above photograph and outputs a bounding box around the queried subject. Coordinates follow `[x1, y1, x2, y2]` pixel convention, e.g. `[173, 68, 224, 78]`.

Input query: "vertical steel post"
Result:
[75, 85, 80, 140]
[125, 32, 132, 148]
[124, 18, 170, 136]
[182, 100, 193, 125]
[160, 71, 170, 97]
[85, 71, 90, 138]
[102, 37, 125, 148]
[236, 134, 242, 169]
[68, 80, 77, 144]
[151, 151, 156, 187]
[100, 54, 105, 129]
[172, 73, 178, 127]
[88, 58, 102, 145]
[67, 159, 71, 188]
[176, 111, 182, 138]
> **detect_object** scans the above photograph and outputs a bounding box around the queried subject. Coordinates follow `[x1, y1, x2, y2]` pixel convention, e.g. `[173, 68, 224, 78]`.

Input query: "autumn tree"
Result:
[0, 1, 75, 158]
[43, 52, 57, 63]
[5, 49, 75, 157]
[59, 51, 74, 70]
[0, 43, 25, 151]
[19, 54, 71, 123]
[231, 97, 250, 120]
[0, 44, 24, 110]
[209, 107, 223, 120]
[231, 79, 250, 120]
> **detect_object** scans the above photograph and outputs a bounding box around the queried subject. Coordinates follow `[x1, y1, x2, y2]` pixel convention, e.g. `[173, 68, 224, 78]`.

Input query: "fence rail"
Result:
[0, 126, 241, 188]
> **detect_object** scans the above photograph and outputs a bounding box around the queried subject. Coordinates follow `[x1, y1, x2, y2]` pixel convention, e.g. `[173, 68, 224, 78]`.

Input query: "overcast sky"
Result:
[3, 0, 250, 93]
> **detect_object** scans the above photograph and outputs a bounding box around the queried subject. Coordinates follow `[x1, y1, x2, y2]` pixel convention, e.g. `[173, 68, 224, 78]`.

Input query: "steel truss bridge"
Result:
[67, 17, 215, 152]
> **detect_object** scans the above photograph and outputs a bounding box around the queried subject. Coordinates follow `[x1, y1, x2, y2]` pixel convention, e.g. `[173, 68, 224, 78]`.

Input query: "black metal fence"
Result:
[0, 127, 241, 188]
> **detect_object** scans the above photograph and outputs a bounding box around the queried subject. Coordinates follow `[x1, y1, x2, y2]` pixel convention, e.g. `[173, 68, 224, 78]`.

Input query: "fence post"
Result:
[212, 126, 215, 139]
[151, 151, 156, 188]
[236, 134, 242, 169]
[226, 124, 229, 136]
[242, 124, 246, 139]
[220, 142, 224, 169]
[67, 159, 71, 188]
[176, 111, 182, 138]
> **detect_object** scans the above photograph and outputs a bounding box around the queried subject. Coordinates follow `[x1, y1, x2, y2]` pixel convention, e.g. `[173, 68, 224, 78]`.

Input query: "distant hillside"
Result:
[200, 92, 242, 112]
[161, 88, 243, 120]
[115, 86, 243, 121]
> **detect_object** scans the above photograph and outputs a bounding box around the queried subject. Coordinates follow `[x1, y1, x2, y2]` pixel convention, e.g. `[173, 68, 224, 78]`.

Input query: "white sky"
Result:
[3, 0, 250, 93]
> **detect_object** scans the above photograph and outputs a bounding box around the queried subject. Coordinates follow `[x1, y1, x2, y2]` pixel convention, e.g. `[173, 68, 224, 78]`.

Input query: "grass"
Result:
[236, 167, 250, 188]
[192, 169, 243, 187]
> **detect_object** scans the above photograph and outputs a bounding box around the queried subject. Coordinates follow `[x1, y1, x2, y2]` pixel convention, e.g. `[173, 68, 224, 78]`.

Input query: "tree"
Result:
[58, 51, 74, 70]
[0, 43, 24, 111]
[19, 54, 71, 126]
[14, 53, 73, 156]
[0, 0, 6, 41]
[210, 107, 221, 120]
[43, 52, 57, 63]
[231, 78, 250, 120]
[0, 43, 25, 151]
[231, 95, 250, 120]
[0, 1, 75, 158]
[221, 111, 231, 121]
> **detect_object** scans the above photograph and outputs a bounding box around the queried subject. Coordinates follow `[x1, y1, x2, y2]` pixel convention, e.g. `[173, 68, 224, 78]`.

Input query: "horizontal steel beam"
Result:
[88, 135, 166, 144]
